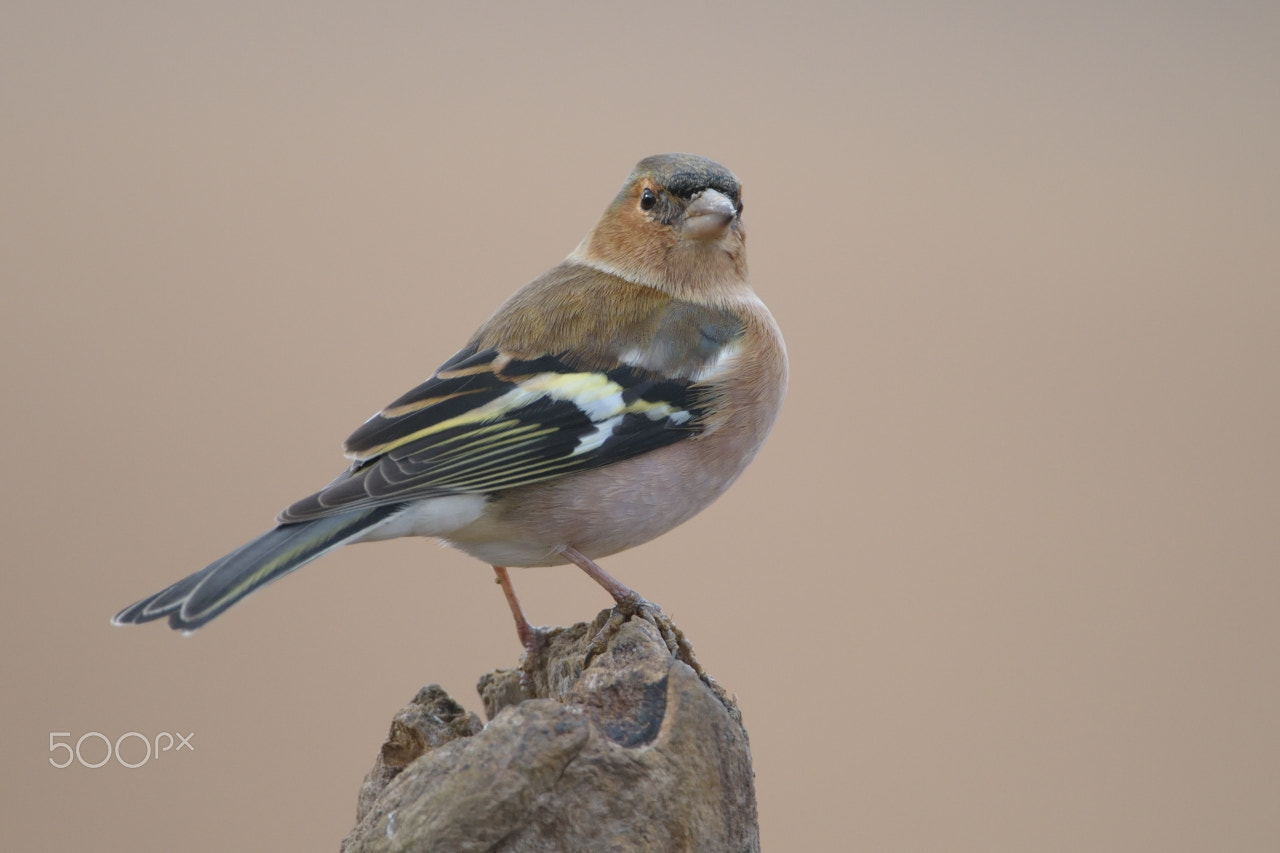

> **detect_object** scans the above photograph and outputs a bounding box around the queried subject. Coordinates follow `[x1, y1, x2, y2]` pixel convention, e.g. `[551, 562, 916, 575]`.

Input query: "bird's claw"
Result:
[517, 624, 551, 694]
[585, 594, 706, 681]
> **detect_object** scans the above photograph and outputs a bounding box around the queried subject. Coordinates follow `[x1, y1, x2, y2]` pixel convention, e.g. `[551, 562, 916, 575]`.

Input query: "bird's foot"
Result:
[492, 566, 555, 695]
[586, 592, 706, 681]
[559, 546, 707, 681]
[517, 624, 552, 695]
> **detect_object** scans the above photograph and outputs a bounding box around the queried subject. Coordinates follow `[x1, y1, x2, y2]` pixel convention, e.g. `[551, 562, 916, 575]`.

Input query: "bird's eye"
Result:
[639, 188, 657, 211]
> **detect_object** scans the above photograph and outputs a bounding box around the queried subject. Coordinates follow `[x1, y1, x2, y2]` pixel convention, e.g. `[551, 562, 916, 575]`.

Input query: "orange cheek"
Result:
[593, 212, 673, 270]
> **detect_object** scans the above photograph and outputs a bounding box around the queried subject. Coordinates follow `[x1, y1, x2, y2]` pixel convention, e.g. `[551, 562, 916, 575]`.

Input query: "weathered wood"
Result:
[343, 610, 759, 852]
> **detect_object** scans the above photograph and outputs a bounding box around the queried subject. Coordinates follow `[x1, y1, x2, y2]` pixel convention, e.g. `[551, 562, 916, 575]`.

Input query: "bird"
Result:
[113, 153, 788, 657]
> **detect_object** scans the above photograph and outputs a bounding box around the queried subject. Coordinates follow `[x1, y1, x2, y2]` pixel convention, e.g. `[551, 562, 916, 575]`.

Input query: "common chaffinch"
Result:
[114, 153, 788, 654]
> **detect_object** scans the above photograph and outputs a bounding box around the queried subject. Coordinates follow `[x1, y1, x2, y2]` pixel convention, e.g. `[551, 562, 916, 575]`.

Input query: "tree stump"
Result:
[342, 609, 759, 852]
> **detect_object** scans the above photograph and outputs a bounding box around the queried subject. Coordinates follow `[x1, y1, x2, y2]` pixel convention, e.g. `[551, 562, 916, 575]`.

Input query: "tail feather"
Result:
[113, 504, 404, 631]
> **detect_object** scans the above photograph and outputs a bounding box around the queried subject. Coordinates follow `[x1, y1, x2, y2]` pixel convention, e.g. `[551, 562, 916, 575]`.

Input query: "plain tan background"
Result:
[3, 2, 1277, 850]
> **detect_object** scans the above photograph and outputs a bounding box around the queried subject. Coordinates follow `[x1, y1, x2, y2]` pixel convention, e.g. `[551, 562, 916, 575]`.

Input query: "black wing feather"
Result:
[279, 349, 704, 523]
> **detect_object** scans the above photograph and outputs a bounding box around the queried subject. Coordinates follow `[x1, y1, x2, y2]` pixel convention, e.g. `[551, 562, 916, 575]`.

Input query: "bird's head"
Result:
[572, 153, 749, 301]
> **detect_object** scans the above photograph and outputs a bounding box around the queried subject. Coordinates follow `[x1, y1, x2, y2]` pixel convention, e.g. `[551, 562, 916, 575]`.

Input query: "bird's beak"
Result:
[682, 188, 739, 238]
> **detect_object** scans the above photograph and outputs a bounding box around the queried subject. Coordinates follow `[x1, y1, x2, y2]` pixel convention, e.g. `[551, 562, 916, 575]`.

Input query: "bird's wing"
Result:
[278, 347, 705, 522]
[278, 265, 746, 524]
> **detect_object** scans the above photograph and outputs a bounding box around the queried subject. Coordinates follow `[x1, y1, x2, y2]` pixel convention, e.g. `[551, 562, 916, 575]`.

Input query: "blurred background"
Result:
[3, 2, 1277, 850]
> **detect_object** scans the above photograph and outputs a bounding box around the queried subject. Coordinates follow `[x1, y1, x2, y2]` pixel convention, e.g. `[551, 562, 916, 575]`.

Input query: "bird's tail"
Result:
[112, 503, 404, 631]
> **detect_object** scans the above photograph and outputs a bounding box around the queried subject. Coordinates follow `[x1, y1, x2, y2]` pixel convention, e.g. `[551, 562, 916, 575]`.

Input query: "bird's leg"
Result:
[493, 566, 547, 665]
[561, 546, 704, 679]
[560, 545, 642, 607]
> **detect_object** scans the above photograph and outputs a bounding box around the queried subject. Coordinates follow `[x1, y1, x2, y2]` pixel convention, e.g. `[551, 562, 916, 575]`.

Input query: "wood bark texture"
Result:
[342, 610, 759, 852]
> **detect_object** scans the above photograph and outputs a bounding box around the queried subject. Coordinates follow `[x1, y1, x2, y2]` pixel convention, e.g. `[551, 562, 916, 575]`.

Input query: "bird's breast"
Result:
[442, 333, 786, 567]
